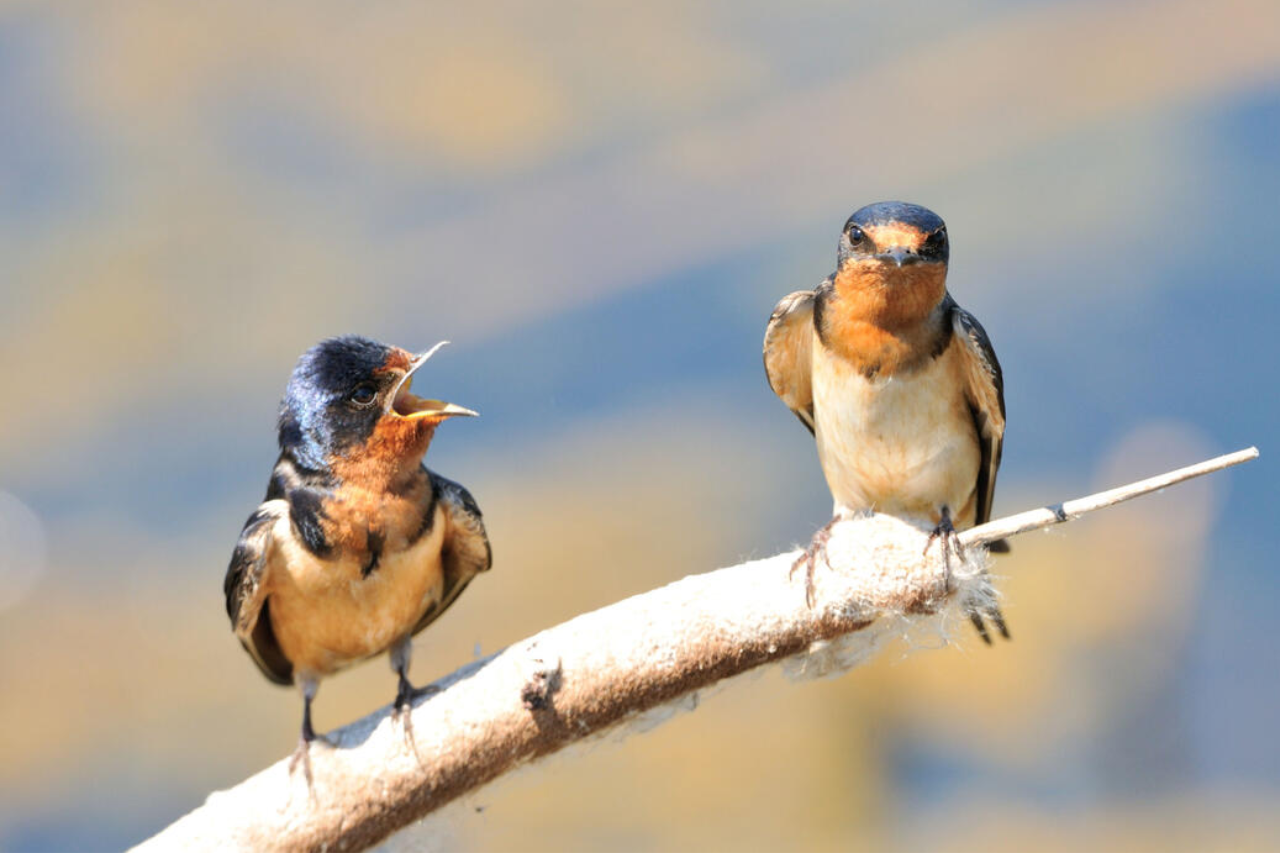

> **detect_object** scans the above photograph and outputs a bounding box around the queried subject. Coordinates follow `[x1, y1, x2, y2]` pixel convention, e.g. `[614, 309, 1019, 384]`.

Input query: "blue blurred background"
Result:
[1, 1, 1277, 850]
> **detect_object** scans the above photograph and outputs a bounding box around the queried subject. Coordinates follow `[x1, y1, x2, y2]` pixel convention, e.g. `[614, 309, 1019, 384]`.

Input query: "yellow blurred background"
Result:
[1, 1, 1278, 849]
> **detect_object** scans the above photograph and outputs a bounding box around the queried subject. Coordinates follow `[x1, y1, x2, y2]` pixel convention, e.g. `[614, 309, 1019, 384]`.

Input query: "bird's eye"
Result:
[349, 384, 378, 408]
[922, 227, 948, 256]
[846, 225, 866, 245]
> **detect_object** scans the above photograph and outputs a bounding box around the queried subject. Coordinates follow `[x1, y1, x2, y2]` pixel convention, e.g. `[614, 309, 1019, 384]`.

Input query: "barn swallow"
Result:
[224, 335, 492, 779]
[763, 202, 1009, 642]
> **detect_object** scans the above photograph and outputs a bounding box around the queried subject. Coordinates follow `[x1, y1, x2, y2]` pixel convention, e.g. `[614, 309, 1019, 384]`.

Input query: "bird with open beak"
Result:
[764, 201, 1010, 642]
[224, 335, 492, 779]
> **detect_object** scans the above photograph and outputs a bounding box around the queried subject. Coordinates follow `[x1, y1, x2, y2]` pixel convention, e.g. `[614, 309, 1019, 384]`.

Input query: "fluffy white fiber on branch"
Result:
[136, 447, 1257, 853]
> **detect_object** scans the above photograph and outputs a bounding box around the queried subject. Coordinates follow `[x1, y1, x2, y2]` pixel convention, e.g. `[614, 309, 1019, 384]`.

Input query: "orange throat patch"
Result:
[822, 261, 948, 376]
[321, 419, 437, 558]
[330, 418, 436, 494]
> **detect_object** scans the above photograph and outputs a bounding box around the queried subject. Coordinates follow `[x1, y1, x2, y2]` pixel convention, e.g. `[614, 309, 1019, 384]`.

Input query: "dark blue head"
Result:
[837, 201, 949, 268]
[278, 335, 476, 471]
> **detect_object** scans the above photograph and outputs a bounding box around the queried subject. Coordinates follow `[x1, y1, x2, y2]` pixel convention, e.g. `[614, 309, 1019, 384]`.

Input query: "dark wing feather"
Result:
[763, 287, 819, 435]
[410, 472, 492, 638]
[948, 298, 1009, 552]
[224, 500, 293, 684]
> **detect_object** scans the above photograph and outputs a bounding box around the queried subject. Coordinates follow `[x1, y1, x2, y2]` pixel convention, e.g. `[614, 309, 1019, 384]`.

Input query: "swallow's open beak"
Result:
[386, 341, 479, 421]
[395, 398, 479, 420]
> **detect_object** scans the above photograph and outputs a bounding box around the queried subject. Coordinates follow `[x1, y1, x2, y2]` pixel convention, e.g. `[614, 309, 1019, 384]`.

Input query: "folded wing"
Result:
[949, 299, 1008, 550]
[409, 473, 492, 637]
[224, 500, 294, 684]
[763, 288, 819, 435]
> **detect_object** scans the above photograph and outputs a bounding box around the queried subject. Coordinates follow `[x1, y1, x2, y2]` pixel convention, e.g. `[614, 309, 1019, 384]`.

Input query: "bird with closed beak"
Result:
[224, 335, 492, 779]
[764, 201, 1009, 641]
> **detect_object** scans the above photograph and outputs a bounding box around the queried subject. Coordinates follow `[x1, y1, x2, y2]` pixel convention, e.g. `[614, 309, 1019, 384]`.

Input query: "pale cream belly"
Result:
[266, 505, 447, 677]
[812, 337, 980, 524]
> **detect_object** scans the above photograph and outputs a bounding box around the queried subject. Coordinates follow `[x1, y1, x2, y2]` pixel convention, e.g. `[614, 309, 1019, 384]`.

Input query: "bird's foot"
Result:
[791, 515, 841, 608]
[395, 678, 441, 712]
[393, 676, 440, 758]
[925, 509, 1011, 645]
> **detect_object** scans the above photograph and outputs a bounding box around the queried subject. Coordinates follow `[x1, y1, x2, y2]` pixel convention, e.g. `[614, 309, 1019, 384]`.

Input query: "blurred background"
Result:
[1, 0, 1278, 850]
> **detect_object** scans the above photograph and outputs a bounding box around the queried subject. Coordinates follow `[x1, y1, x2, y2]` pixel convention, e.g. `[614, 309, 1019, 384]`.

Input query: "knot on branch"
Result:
[519, 641, 563, 711]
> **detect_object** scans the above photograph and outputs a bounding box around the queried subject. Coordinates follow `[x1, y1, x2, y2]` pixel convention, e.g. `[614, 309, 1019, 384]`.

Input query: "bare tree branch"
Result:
[136, 448, 1258, 853]
[962, 446, 1259, 546]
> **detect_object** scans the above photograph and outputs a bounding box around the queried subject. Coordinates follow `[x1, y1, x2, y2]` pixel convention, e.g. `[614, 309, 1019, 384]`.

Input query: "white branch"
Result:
[961, 446, 1259, 546]
[136, 448, 1258, 853]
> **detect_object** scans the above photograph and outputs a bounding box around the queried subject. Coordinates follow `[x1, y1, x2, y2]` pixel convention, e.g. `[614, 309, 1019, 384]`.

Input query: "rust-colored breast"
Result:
[821, 262, 948, 377]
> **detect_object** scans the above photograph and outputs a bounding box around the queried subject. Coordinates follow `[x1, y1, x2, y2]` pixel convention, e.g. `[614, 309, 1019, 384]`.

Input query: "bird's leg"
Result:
[287, 676, 318, 787]
[391, 636, 441, 711]
[924, 505, 965, 564]
[791, 514, 842, 608]
[390, 637, 440, 754]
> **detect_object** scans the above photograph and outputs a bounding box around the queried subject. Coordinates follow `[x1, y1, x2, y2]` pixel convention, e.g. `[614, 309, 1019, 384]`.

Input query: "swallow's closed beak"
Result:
[879, 247, 920, 267]
[386, 341, 479, 420]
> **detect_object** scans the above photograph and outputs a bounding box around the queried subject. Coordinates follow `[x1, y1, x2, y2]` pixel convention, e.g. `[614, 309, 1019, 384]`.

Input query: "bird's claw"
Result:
[287, 735, 315, 789]
[791, 516, 840, 608]
[392, 678, 440, 759]
[967, 604, 1011, 645]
